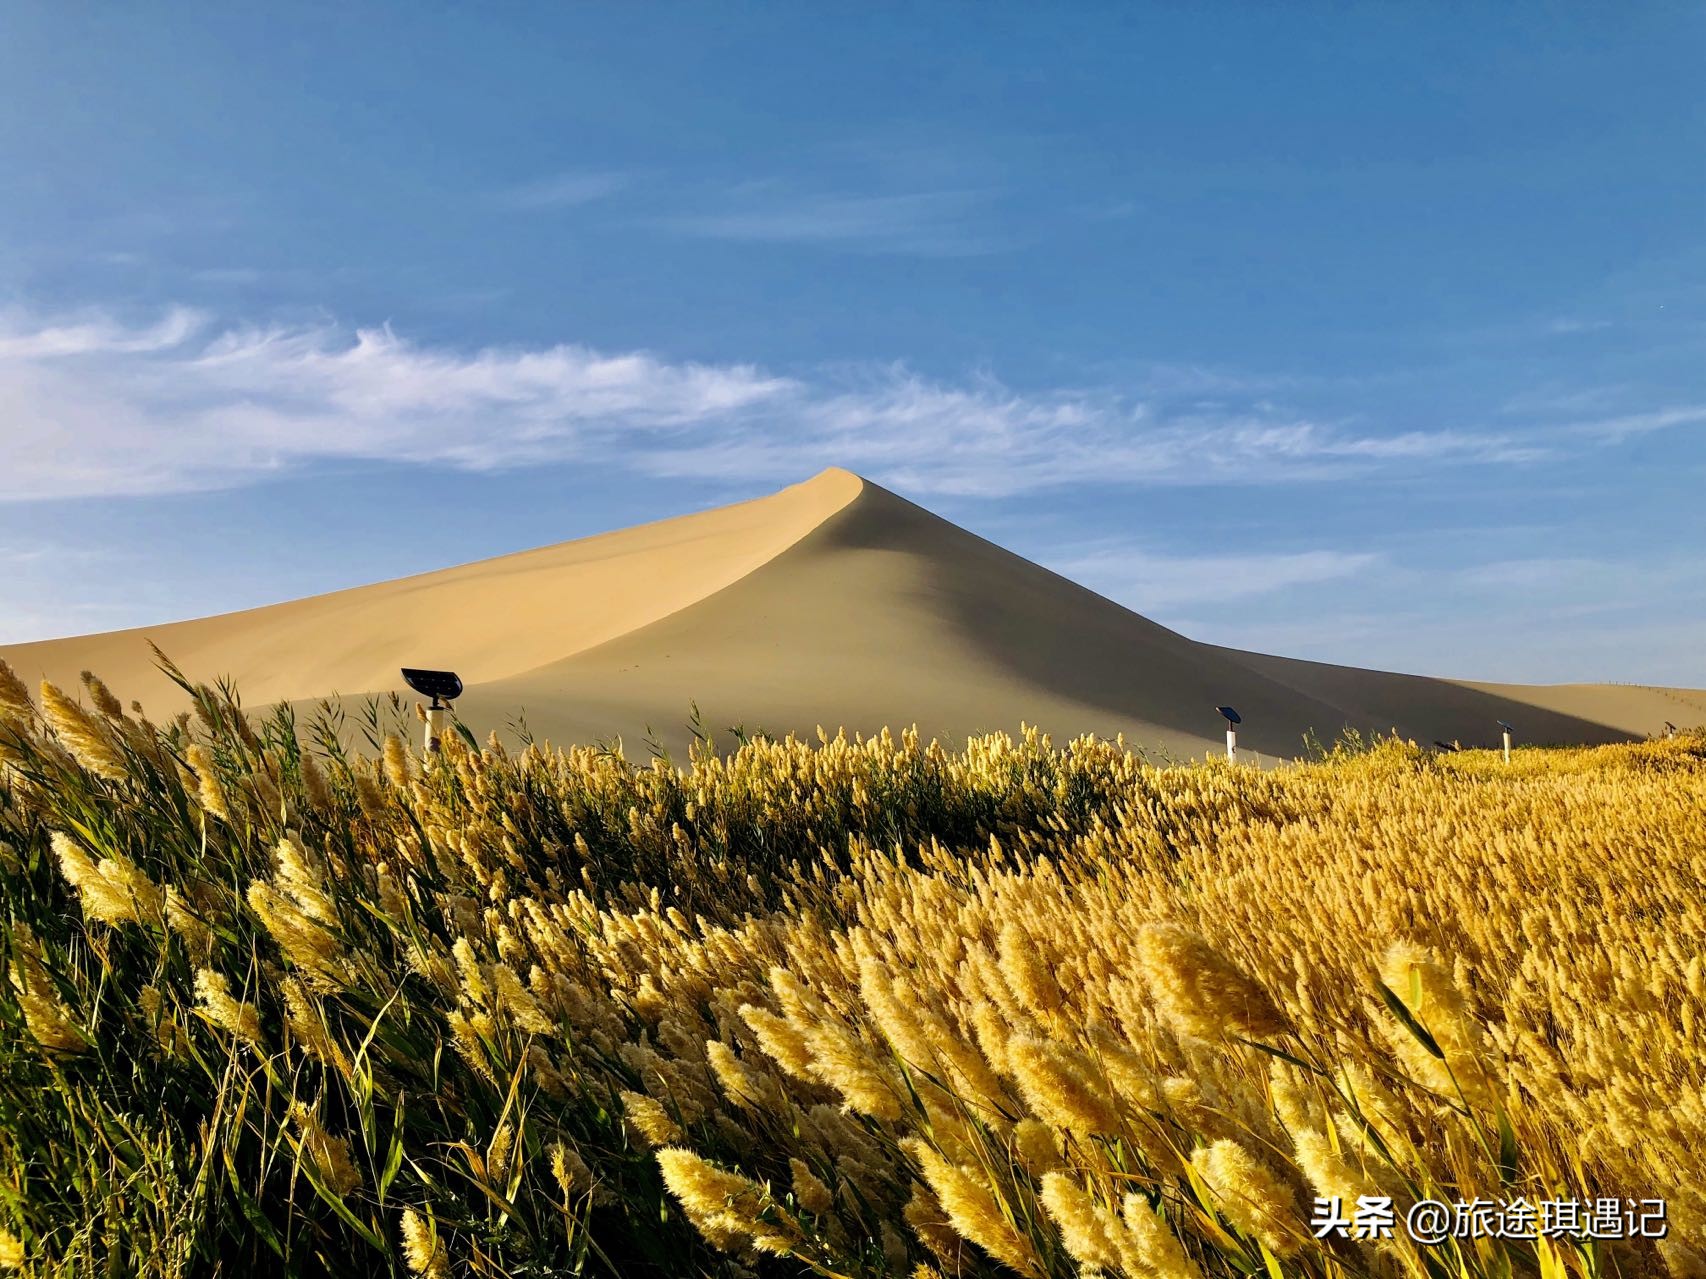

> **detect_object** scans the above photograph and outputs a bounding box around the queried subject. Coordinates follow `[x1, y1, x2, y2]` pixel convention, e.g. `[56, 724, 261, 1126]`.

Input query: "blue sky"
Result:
[3, 3, 1704, 683]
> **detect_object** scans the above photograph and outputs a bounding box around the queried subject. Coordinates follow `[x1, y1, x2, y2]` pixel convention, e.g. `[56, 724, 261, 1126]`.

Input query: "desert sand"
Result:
[4, 468, 1700, 759]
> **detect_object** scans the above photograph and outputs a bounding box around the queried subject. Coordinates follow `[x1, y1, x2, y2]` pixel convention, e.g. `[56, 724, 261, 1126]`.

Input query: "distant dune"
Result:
[4, 468, 1701, 759]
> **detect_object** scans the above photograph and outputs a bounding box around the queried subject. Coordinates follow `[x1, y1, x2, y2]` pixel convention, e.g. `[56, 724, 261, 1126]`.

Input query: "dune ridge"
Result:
[2, 467, 1696, 758]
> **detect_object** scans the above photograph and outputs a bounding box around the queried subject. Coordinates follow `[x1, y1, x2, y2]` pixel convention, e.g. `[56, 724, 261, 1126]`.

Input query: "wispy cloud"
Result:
[488, 170, 631, 211]
[0, 303, 1573, 503]
[0, 305, 790, 500]
[0, 603, 141, 646]
[1565, 404, 1706, 443]
[1047, 543, 1380, 610]
[0, 542, 110, 567]
[1167, 547, 1706, 684]
[641, 372, 1543, 496]
[0, 306, 204, 358]
[0, 541, 131, 642]
[1452, 553, 1706, 615]
[1455, 557, 1610, 592]
[1186, 553, 1706, 686]
[1546, 316, 1613, 335]
[652, 184, 1008, 256]
[192, 267, 266, 286]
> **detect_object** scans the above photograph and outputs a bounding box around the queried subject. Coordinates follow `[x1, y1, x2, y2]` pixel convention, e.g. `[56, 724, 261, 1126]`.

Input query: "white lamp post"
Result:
[1498, 719, 1514, 764]
[1217, 705, 1242, 761]
[402, 668, 463, 755]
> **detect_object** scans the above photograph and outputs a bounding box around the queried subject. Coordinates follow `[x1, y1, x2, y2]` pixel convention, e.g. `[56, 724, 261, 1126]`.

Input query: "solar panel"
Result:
[402, 668, 463, 704]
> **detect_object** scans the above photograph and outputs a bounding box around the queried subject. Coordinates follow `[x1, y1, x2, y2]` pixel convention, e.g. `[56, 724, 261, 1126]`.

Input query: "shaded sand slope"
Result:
[4, 468, 1698, 759]
[0, 469, 863, 715]
[475, 475, 1689, 757]
[471, 473, 1366, 757]
[1214, 647, 1703, 750]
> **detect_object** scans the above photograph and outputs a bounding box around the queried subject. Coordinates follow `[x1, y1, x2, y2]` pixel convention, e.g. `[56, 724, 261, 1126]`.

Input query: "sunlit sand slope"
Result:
[0, 468, 864, 715]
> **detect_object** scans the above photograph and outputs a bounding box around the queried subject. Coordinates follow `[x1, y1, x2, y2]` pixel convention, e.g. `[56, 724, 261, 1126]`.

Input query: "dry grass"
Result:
[0, 656, 1701, 1278]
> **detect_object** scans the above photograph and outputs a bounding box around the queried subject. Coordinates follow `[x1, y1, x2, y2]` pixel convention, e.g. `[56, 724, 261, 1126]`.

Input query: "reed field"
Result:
[0, 656, 1702, 1279]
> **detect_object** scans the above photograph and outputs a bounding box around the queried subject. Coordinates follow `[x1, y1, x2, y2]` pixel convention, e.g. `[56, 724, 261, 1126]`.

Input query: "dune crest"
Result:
[2, 467, 1697, 757]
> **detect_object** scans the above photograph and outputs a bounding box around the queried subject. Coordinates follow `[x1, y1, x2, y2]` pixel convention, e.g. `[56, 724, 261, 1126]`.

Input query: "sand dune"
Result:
[3, 468, 1697, 759]
[0, 468, 861, 717]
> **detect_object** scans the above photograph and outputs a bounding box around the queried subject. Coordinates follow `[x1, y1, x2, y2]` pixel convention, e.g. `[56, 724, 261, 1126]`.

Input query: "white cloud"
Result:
[0, 303, 1562, 503]
[1567, 404, 1706, 443]
[0, 542, 133, 642]
[0, 543, 109, 567]
[1050, 543, 1380, 610]
[0, 603, 140, 646]
[0, 306, 204, 358]
[652, 186, 1008, 256]
[0, 308, 791, 500]
[640, 373, 1539, 496]
[1193, 599, 1706, 687]
[488, 170, 631, 211]
[1546, 317, 1613, 335]
[1455, 557, 1609, 591]
[1174, 551, 1706, 684]
[191, 268, 266, 286]
[1453, 554, 1706, 615]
